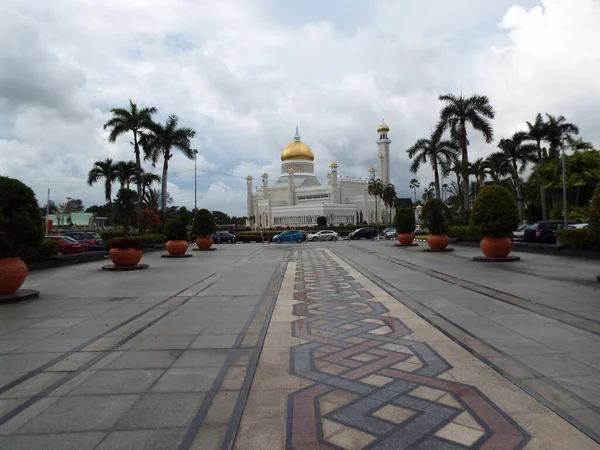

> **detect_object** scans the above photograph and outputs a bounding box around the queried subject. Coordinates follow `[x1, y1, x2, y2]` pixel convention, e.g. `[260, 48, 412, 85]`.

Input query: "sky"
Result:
[1, 0, 599, 215]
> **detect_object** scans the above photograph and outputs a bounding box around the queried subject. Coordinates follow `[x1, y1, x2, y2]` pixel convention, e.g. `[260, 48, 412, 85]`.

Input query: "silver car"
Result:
[307, 230, 339, 241]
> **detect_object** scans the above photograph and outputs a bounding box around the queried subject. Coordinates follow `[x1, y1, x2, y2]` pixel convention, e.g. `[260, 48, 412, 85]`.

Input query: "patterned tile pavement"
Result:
[236, 249, 599, 450]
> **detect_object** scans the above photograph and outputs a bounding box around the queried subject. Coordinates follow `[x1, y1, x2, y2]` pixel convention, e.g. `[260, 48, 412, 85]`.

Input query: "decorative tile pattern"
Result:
[286, 250, 530, 450]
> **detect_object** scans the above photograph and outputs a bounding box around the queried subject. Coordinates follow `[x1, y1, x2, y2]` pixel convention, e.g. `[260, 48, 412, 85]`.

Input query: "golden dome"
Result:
[416, 205, 423, 210]
[262, 172, 268, 177]
[281, 126, 314, 162]
[369, 166, 375, 171]
[377, 121, 389, 133]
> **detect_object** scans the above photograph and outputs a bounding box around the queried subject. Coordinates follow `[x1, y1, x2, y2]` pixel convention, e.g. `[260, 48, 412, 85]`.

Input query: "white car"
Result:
[307, 230, 339, 242]
[569, 223, 588, 229]
[512, 224, 529, 240]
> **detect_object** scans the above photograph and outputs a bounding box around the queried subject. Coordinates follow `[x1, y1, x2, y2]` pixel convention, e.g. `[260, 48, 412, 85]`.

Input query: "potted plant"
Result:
[421, 198, 451, 250]
[109, 188, 143, 266]
[164, 207, 191, 255]
[0, 176, 43, 295]
[394, 207, 416, 245]
[192, 208, 216, 249]
[470, 185, 520, 258]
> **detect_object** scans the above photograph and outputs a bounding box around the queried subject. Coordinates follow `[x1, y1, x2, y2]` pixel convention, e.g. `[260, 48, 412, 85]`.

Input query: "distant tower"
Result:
[246, 175, 253, 219]
[261, 172, 269, 199]
[376, 120, 391, 185]
[330, 161, 339, 203]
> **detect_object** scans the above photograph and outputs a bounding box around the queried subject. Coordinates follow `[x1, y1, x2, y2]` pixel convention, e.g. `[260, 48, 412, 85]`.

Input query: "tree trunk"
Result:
[433, 158, 441, 198]
[513, 161, 524, 220]
[161, 152, 169, 212]
[460, 123, 470, 212]
[133, 131, 143, 210]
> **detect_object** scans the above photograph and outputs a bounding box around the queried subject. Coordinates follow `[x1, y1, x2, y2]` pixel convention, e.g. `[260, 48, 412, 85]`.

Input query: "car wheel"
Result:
[297, 238, 303, 243]
[332, 236, 337, 241]
[312, 237, 318, 241]
[277, 238, 282, 244]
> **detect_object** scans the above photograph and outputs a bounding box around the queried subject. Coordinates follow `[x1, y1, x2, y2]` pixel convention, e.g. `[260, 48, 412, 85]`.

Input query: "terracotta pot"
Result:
[480, 237, 513, 258]
[109, 248, 143, 267]
[0, 257, 28, 296]
[196, 237, 213, 249]
[427, 235, 449, 250]
[397, 233, 415, 245]
[166, 240, 188, 256]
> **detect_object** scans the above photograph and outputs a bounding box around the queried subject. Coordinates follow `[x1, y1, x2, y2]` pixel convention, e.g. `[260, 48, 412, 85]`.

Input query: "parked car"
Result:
[61, 231, 105, 251]
[383, 227, 397, 239]
[348, 227, 377, 240]
[211, 231, 236, 244]
[272, 230, 307, 243]
[307, 230, 339, 242]
[511, 224, 529, 240]
[569, 223, 588, 229]
[523, 220, 575, 244]
[45, 236, 88, 255]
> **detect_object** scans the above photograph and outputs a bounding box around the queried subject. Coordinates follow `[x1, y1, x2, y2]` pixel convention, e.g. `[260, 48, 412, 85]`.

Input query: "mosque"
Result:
[246, 122, 392, 228]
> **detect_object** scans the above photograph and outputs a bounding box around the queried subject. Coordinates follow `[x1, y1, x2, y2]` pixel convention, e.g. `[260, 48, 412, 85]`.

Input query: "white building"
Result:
[246, 122, 393, 228]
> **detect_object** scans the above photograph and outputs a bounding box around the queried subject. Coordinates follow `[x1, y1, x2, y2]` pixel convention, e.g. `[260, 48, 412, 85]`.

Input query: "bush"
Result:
[316, 216, 327, 227]
[113, 188, 138, 234]
[394, 208, 415, 234]
[108, 238, 141, 250]
[448, 226, 484, 242]
[421, 199, 451, 235]
[105, 234, 166, 249]
[0, 176, 44, 258]
[163, 217, 187, 240]
[192, 208, 217, 237]
[470, 185, 519, 238]
[138, 209, 162, 233]
[589, 187, 600, 235]
[99, 231, 125, 240]
[20, 239, 60, 263]
[556, 229, 599, 250]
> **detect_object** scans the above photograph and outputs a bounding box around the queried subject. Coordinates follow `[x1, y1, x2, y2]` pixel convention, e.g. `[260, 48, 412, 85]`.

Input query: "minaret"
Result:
[246, 175, 253, 219]
[288, 168, 296, 205]
[376, 120, 391, 185]
[261, 172, 269, 199]
[330, 161, 339, 203]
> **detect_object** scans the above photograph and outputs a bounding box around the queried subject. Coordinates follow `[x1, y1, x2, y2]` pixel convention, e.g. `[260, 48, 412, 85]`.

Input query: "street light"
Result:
[192, 149, 198, 212]
[561, 140, 568, 229]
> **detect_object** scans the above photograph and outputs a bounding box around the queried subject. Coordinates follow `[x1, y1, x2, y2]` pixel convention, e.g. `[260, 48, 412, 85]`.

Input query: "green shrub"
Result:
[20, 239, 60, 263]
[0, 176, 44, 258]
[470, 185, 519, 238]
[448, 226, 484, 242]
[316, 216, 327, 227]
[99, 231, 125, 240]
[162, 208, 189, 240]
[192, 208, 217, 237]
[421, 199, 451, 235]
[555, 229, 599, 250]
[589, 188, 600, 235]
[113, 188, 138, 234]
[394, 208, 415, 234]
[108, 238, 142, 250]
[105, 234, 166, 249]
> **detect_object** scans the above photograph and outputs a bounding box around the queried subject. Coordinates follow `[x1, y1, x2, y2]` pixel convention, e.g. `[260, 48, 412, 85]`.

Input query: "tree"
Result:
[485, 152, 511, 183]
[523, 113, 549, 219]
[437, 93, 496, 211]
[409, 179, 420, 204]
[113, 188, 138, 236]
[382, 184, 397, 223]
[116, 160, 138, 189]
[103, 100, 157, 208]
[422, 186, 435, 203]
[406, 130, 457, 198]
[466, 158, 489, 195]
[544, 114, 579, 159]
[138, 209, 162, 233]
[497, 133, 537, 219]
[87, 158, 118, 206]
[367, 178, 385, 232]
[212, 211, 231, 225]
[316, 216, 327, 227]
[133, 171, 161, 209]
[140, 115, 196, 212]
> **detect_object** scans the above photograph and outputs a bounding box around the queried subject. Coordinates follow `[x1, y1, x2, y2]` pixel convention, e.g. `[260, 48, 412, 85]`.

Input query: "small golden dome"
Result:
[246, 174, 253, 180]
[330, 161, 338, 168]
[377, 122, 389, 133]
[262, 172, 268, 177]
[327, 172, 332, 176]
[281, 126, 314, 162]
[368, 166, 376, 172]
[416, 205, 423, 210]
[288, 168, 295, 174]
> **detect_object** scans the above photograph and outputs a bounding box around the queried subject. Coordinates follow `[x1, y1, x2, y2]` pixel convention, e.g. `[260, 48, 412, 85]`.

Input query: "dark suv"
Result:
[348, 227, 377, 240]
[61, 231, 105, 251]
[523, 221, 574, 244]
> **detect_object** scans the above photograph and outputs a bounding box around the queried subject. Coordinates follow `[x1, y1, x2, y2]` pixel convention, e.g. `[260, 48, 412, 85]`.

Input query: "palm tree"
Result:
[133, 171, 161, 207]
[409, 179, 420, 204]
[523, 113, 548, 219]
[381, 183, 397, 223]
[406, 130, 457, 198]
[568, 137, 594, 152]
[467, 158, 489, 194]
[437, 93, 495, 211]
[103, 100, 157, 206]
[544, 114, 580, 159]
[87, 158, 118, 206]
[140, 115, 196, 212]
[497, 133, 537, 219]
[485, 152, 511, 183]
[368, 178, 385, 233]
[422, 186, 435, 203]
[145, 188, 160, 211]
[115, 160, 138, 189]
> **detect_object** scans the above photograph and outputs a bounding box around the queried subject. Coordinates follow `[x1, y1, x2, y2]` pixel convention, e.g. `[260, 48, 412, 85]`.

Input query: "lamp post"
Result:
[561, 140, 568, 229]
[192, 149, 198, 212]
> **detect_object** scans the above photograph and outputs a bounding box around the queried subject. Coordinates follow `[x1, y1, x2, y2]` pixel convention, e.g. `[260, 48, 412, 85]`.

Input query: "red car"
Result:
[46, 236, 88, 255]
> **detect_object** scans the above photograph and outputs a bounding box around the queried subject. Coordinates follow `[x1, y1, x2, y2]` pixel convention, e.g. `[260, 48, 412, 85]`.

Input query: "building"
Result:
[246, 122, 392, 228]
[46, 212, 98, 229]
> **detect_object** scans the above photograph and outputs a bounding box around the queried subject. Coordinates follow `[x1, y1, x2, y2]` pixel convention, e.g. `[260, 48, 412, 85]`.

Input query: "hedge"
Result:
[555, 229, 599, 250]
[447, 226, 484, 242]
[99, 231, 126, 240]
[105, 234, 167, 249]
[20, 239, 60, 263]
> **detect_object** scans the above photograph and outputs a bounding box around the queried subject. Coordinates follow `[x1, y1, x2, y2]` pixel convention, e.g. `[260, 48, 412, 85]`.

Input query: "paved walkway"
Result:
[0, 243, 598, 449]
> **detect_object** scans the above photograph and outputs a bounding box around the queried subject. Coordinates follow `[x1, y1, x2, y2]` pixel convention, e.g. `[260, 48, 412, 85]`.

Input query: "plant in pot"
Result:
[164, 207, 191, 255]
[192, 208, 216, 249]
[109, 188, 143, 266]
[470, 184, 520, 258]
[394, 207, 416, 245]
[421, 198, 452, 250]
[0, 176, 43, 296]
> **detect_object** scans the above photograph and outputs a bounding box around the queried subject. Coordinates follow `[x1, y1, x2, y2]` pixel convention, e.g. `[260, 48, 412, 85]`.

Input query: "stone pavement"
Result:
[0, 242, 599, 449]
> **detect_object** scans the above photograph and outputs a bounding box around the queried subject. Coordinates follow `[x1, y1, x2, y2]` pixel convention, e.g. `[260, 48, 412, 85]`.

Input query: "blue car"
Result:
[272, 230, 307, 243]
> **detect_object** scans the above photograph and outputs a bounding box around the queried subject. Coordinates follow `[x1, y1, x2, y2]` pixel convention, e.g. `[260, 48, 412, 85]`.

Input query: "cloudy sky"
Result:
[1, 0, 599, 215]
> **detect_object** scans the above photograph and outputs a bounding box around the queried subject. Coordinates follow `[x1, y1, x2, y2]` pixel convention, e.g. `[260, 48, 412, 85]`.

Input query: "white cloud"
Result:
[1, 0, 599, 212]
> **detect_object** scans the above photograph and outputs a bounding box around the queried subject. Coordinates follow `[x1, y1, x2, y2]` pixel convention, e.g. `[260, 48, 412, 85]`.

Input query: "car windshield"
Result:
[85, 233, 101, 239]
[62, 236, 78, 243]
